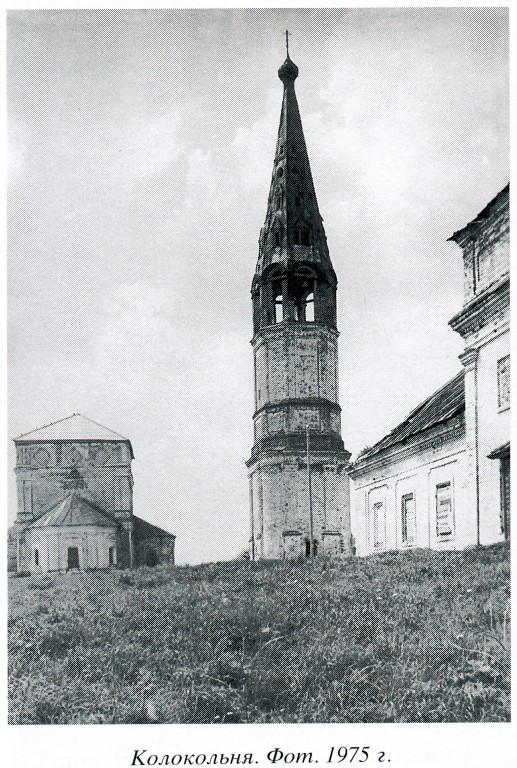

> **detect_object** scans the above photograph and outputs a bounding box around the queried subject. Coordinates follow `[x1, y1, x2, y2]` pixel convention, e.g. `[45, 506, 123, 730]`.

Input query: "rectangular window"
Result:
[373, 501, 385, 549]
[401, 493, 416, 545]
[34, 549, 39, 567]
[497, 355, 510, 410]
[436, 482, 454, 541]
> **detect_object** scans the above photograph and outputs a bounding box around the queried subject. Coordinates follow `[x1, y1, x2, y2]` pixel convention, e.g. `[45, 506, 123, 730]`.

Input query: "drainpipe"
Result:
[306, 424, 314, 556]
[474, 353, 480, 546]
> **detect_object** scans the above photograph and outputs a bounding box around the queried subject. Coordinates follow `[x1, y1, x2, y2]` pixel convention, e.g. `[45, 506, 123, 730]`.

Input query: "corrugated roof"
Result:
[133, 516, 176, 539]
[353, 371, 465, 465]
[29, 492, 119, 529]
[15, 413, 132, 448]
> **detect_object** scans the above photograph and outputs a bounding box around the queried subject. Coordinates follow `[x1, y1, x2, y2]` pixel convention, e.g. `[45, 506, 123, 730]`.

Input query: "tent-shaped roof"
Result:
[29, 491, 119, 529]
[352, 371, 465, 467]
[15, 414, 133, 456]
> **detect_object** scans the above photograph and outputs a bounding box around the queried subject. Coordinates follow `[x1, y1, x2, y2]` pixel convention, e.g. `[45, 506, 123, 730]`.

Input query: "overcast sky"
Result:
[7, 8, 508, 564]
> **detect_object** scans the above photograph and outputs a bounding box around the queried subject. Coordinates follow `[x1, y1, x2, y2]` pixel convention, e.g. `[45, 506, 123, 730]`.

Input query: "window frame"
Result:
[497, 355, 510, 412]
[372, 500, 386, 550]
[401, 492, 416, 546]
[435, 481, 455, 543]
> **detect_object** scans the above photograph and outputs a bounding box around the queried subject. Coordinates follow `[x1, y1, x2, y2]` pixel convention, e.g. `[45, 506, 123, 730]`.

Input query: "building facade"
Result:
[349, 185, 509, 555]
[449, 184, 510, 544]
[11, 414, 175, 572]
[246, 55, 351, 560]
[349, 373, 470, 556]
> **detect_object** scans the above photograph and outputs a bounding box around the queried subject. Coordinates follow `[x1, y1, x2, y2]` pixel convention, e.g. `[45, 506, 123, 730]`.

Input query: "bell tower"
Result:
[246, 48, 351, 560]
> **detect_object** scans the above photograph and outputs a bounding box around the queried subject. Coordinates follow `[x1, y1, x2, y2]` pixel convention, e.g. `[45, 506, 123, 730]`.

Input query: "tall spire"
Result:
[256, 50, 334, 282]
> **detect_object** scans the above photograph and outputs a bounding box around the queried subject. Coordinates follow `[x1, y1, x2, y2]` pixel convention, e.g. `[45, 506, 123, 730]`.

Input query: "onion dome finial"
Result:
[278, 57, 299, 84]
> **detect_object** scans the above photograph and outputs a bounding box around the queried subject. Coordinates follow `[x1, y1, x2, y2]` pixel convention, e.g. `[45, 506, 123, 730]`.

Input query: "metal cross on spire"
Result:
[285, 29, 290, 58]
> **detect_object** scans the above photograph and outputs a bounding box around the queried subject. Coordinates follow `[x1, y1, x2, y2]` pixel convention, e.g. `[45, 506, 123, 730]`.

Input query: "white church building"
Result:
[349, 185, 509, 555]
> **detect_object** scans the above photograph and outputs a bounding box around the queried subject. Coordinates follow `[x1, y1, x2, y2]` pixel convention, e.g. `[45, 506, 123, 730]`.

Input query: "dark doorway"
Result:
[305, 539, 318, 557]
[501, 456, 510, 538]
[67, 546, 79, 570]
[108, 546, 115, 566]
[145, 549, 159, 567]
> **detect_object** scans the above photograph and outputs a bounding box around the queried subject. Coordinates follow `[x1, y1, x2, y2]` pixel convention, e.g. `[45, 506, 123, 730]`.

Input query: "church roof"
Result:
[15, 414, 134, 456]
[352, 371, 465, 468]
[133, 516, 176, 540]
[29, 491, 120, 529]
[448, 184, 509, 243]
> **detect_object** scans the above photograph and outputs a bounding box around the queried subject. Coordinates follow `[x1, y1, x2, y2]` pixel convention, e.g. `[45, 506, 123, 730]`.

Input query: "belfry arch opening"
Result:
[290, 267, 316, 322]
[254, 263, 337, 331]
[273, 279, 284, 323]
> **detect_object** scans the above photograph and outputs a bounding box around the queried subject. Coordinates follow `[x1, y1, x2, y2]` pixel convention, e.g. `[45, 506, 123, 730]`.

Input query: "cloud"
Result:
[114, 109, 185, 178]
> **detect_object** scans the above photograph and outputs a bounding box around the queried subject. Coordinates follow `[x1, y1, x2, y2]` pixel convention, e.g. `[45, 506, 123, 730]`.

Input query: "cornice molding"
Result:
[348, 421, 465, 478]
[252, 322, 339, 348]
[449, 274, 509, 339]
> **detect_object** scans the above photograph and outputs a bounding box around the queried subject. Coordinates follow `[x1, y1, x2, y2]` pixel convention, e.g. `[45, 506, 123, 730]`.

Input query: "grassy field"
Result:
[8, 541, 510, 724]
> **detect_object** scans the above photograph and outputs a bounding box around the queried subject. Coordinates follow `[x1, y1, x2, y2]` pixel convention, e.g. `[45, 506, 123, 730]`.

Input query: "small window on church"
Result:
[498, 355, 510, 411]
[293, 228, 310, 246]
[279, 144, 284, 154]
[277, 167, 284, 178]
[108, 546, 115, 566]
[373, 501, 385, 549]
[34, 549, 39, 567]
[401, 493, 416, 545]
[276, 192, 285, 209]
[274, 230, 282, 247]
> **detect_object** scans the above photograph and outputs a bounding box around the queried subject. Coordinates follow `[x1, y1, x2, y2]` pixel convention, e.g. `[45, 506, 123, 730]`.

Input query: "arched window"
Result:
[274, 229, 282, 247]
[34, 549, 39, 567]
[273, 279, 283, 323]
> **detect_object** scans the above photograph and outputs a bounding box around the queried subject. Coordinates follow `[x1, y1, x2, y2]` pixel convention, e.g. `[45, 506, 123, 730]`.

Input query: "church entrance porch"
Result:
[487, 442, 510, 540]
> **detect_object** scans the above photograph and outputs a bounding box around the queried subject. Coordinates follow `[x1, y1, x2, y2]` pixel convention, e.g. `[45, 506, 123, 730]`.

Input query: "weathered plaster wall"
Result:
[250, 453, 351, 559]
[350, 433, 469, 556]
[22, 526, 119, 573]
[14, 440, 133, 524]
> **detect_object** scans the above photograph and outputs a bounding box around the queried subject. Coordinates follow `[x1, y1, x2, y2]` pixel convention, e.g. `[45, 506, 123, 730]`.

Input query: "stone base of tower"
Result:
[247, 448, 351, 560]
